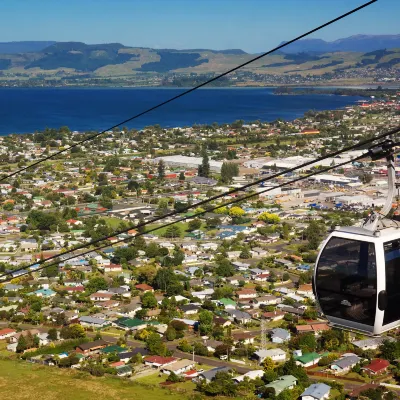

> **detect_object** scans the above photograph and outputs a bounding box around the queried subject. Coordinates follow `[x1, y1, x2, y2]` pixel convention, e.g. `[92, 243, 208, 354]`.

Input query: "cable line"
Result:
[0, 0, 376, 183]
[3, 123, 400, 282]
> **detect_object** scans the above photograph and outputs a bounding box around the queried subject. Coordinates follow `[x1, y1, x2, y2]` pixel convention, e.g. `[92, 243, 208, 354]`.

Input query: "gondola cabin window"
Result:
[383, 239, 400, 325]
[316, 237, 377, 326]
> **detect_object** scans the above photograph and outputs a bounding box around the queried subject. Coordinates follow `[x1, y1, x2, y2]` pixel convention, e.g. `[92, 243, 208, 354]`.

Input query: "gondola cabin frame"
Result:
[314, 226, 400, 335]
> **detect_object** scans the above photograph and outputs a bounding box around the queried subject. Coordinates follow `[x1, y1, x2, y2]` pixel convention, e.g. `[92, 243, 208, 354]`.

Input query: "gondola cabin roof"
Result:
[329, 226, 400, 243]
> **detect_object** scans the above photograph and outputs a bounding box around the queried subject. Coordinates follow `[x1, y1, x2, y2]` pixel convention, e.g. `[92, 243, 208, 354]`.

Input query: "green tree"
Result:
[141, 292, 158, 309]
[263, 356, 275, 371]
[198, 151, 210, 178]
[47, 328, 58, 341]
[165, 327, 177, 341]
[199, 310, 213, 335]
[304, 220, 326, 250]
[164, 225, 182, 238]
[157, 159, 166, 180]
[188, 218, 202, 231]
[146, 332, 168, 356]
[220, 162, 239, 184]
[240, 248, 251, 259]
[258, 212, 280, 224]
[215, 258, 234, 277]
[229, 206, 245, 217]
[379, 339, 400, 362]
[16, 334, 28, 353]
[178, 171, 185, 181]
[85, 277, 108, 293]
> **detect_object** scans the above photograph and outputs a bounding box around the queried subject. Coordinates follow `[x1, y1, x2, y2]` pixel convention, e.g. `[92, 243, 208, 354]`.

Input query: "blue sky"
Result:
[1, 0, 398, 53]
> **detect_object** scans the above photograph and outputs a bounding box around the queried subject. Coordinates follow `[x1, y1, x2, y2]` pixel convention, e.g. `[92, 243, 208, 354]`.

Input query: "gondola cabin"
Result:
[314, 226, 400, 335]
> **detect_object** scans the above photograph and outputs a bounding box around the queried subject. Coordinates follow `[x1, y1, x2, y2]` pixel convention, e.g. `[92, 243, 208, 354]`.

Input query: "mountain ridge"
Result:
[280, 34, 400, 53]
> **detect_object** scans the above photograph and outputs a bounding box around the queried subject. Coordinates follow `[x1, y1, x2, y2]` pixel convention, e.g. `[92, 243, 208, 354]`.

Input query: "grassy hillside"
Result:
[0, 41, 399, 81]
[0, 359, 188, 400]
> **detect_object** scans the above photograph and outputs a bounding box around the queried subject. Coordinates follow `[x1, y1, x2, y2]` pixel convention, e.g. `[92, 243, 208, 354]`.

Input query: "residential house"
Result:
[271, 328, 291, 343]
[3, 283, 23, 292]
[204, 339, 223, 353]
[0, 328, 16, 340]
[75, 340, 108, 355]
[236, 289, 257, 299]
[280, 305, 305, 317]
[213, 316, 231, 328]
[31, 288, 56, 298]
[255, 295, 281, 306]
[301, 383, 331, 400]
[331, 354, 361, 374]
[225, 309, 252, 324]
[161, 359, 196, 375]
[297, 284, 314, 298]
[348, 384, 385, 400]
[135, 283, 154, 293]
[296, 323, 330, 335]
[352, 337, 394, 351]
[227, 251, 242, 260]
[232, 261, 251, 271]
[250, 247, 268, 258]
[254, 348, 286, 364]
[198, 367, 231, 383]
[78, 316, 110, 329]
[172, 318, 198, 330]
[264, 375, 297, 395]
[103, 264, 123, 273]
[231, 332, 255, 345]
[114, 317, 147, 331]
[144, 356, 178, 368]
[192, 289, 214, 300]
[233, 370, 264, 383]
[108, 286, 131, 298]
[118, 349, 149, 363]
[362, 359, 390, 375]
[20, 239, 38, 252]
[295, 352, 327, 368]
[263, 311, 286, 321]
[180, 304, 201, 315]
[218, 298, 237, 310]
[90, 291, 113, 302]
[116, 365, 133, 377]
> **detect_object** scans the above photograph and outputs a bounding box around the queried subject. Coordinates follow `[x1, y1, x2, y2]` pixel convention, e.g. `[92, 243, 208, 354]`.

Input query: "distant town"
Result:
[0, 92, 400, 399]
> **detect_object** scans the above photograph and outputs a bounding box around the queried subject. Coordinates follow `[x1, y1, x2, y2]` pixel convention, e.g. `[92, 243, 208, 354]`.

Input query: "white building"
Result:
[151, 156, 223, 172]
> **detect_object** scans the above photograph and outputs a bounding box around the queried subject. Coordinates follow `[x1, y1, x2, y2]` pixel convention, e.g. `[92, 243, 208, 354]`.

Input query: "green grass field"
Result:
[103, 216, 124, 230]
[145, 222, 190, 237]
[0, 359, 189, 400]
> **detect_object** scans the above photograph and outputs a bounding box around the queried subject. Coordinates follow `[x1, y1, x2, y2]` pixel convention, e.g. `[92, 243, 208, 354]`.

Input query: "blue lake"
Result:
[0, 87, 363, 134]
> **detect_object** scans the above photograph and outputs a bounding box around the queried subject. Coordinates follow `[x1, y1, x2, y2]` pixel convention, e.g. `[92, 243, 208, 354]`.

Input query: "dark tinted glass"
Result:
[316, 237, 377, 326]
[384, 239, 400, 325]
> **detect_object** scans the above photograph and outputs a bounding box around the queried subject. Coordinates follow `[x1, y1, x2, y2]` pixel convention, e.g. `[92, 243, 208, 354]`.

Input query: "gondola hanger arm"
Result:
[363, 140, 397, 232]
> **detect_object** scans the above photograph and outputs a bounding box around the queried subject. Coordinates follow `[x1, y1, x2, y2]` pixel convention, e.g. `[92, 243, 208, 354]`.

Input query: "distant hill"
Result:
[26, 42, 135, 72]
[0, 39, 399, 78]
[280, 34, 400, 53]
[0, 41, 56, 54]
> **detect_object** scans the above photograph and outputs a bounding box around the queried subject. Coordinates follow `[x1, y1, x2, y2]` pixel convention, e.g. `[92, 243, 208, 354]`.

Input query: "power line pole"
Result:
[261, 318, 267, 351]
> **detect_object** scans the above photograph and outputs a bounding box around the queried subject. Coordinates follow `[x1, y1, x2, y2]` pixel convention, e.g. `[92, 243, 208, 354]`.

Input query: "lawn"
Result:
[0, 359, 189, 400]
[103, 216, 124, 230]
[145, 222, 190, 237]
[136, 371, 198, 392]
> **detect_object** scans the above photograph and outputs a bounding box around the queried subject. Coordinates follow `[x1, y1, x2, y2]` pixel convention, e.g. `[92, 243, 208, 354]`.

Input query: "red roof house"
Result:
[362, 359, 390, 375]
[144, 356, 177, 367]
[0, 328, 16, 340]
[135, 283, 154, 292]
